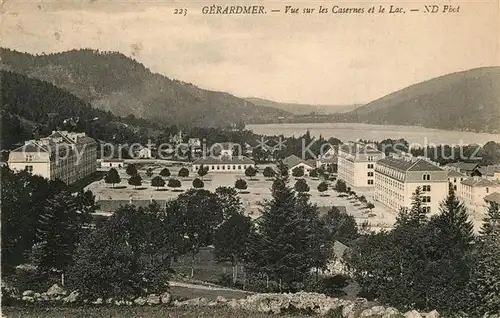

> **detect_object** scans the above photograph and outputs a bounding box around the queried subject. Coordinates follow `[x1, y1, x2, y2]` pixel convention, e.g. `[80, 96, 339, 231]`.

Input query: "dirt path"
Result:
[169, 281, 252, 294]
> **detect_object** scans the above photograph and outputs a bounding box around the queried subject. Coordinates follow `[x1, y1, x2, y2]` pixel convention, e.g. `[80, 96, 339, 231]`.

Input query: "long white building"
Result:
[337, 142, 385, 189]
[8, 131, 97, 185]
[374, 155, 448, 214]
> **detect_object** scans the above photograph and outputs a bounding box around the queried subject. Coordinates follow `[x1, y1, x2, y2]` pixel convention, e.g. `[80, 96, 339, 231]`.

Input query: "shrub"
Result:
[192, 178, 204, 189]
[178, 167, 190, 178]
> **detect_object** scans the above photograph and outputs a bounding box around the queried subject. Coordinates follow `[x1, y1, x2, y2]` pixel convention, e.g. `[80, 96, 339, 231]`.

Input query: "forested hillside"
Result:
[0, 48, 290, 127]
[0, 70, 161, 149]
[343, 67, 500, 133]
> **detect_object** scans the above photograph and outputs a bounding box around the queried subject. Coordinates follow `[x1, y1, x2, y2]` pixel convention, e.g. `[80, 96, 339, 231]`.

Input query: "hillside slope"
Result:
[245, 97, 358, 115]
[0, 48, 290, 127]
[0, 70, 160, 149]
[344, 67, 500, 133]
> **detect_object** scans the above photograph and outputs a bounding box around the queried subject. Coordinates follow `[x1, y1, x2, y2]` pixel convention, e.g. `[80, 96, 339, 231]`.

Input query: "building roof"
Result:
[377, 156, 443, 172]
[339, 142, 383, 155]
[461, 177, 500, 188]
[446, 162, 481, 172]
[447, 170, 466, 178]
[283, 155, 315, 169]
[478, 165, 500, 177]
[484, 192, 500, 204]
[10, 142, 49, 153]
[333, 240, 350, 260]
[193, 156, 255, 165]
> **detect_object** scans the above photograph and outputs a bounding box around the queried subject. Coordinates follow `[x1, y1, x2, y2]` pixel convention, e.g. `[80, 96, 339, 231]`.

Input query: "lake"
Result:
[247, 123, 500, 146]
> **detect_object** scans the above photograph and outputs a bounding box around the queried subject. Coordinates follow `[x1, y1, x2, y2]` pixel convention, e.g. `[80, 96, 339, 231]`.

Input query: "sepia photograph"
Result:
[1, 0, 499, 317]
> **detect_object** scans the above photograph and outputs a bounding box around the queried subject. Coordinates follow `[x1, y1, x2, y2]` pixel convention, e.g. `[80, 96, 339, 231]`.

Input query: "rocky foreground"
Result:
[3, 284, 499, 318]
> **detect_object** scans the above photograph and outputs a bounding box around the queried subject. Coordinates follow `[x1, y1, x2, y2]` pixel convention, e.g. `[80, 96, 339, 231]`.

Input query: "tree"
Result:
[126, 163, 138, 176]
[294, 178, 310, 193]
[104, 168, 121, 188]
[309, 168, 319, 179]
[178, 167, 190, 178]
[420, 186, 475, 312]
[246, 178, 328, 291]
[168, 178, 182, 191]
[215, 186, 245, 220]
[358, 195, 367, 204]
[276, 160, 289, 180]
[67, 205, 170, 298]
[245, 166, 257, 178]
[128, 173, 142, 189]
[192, 178, 204, 189]
[366, 202, 375, 212]
[33, 190, 93, 277]
[160, 167, 171, 177]
[197, 165, 208, 179]
[334, 179, 347, 194]
[466, 231, 500, 316]
[175, 189, 223, 277]
[263, 166, 276, 179]
[146, 168, 154, 177]
[292, 166, 304, 178]
[322, 206, 359, 244]
[317, 182, 328, 196]
[151, 176, 165, 189]
[234, 179, 248, 193]
[480, 201, 500, 235]
[396, 187, 427, 227]
[214, 213, 252, 285]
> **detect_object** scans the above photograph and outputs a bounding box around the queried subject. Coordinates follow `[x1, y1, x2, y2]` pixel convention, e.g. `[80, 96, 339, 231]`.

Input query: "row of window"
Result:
[194, 164, 251, 171]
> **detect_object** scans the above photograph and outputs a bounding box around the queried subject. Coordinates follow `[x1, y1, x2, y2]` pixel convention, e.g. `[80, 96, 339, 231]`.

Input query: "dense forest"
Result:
[0, 48, 290, 127]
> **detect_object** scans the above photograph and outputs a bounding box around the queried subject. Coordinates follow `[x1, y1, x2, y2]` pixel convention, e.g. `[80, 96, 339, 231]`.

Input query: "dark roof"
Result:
[193, 156, 254, 165]
[461, 178, 499, 187]
[478, 166, 499, 177]
[446, 162, 481, 172]
[484, 192, 500, 204]
[10, 142, 49, 153]
[283, 155, 315, 169]
[377, 157, 443, 172]
[447, 170, 466, 178]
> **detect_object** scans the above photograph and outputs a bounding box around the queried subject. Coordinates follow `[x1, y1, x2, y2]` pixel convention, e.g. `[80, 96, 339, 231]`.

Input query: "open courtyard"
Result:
[87, 162, 398, 230]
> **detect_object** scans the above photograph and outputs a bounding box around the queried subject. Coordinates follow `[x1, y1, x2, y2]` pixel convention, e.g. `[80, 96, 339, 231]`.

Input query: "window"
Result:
[453, 178, 457, 183]
[367, 164, 374, 169]
[25, 165, 33, 173]
[25, 154, 34, 162]
[368, 156, 374, 161]
[422, 174, 431, 181]
[211, 165, 215, 170]
[422, 185, 431, 192]
[486, 187, 489, 193]
[233, 165, 236, 170]
[422, 196, 431, 203]
[367, 180, 374, 185]
[367, 172, 374, 177]
[238, 165, 241, 170]
[423, 206, 431, 213]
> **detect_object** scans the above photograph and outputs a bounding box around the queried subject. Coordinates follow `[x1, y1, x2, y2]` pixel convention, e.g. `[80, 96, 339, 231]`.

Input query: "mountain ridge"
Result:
[0, 48, 291, 128]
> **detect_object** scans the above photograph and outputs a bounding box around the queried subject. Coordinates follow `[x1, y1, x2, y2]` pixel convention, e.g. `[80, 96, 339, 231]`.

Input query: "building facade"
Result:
[374, 156, 448, 214]
[8, 131, 97, 185]
[460, 177, 500, 207]
[337, 142, 385, 189]
[192, 155, 255, 173]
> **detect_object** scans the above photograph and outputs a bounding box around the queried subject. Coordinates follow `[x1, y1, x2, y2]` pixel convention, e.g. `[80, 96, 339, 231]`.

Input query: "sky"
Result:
[1, 0, 499, 105]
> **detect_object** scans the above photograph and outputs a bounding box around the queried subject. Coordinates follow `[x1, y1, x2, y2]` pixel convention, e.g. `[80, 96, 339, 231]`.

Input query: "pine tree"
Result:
[396, 187, 427, 227]
[467, 232, 500, 316]
[247, 179, 318, 291]
[422, 185, 475, 312]
[34, 190, 89, 274]
[480, 201, 500, 236]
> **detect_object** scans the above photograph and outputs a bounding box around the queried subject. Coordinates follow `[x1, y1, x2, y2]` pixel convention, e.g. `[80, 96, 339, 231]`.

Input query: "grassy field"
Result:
[2, 306, 304, 318]
[88, 164, 398, 228]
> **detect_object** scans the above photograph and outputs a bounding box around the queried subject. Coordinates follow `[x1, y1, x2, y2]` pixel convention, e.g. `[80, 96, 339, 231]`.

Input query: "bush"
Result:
[178, 167, 190, 178]
[192, 178, 204, 189]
